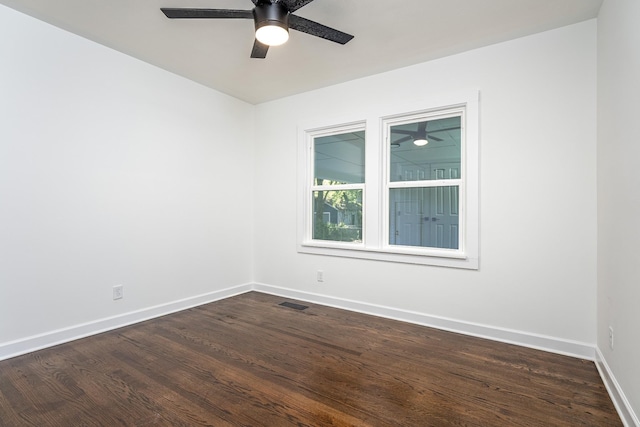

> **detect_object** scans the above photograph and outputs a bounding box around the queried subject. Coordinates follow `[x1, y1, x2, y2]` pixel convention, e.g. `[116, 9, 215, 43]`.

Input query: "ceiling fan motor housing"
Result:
[253, 2, 290, 32]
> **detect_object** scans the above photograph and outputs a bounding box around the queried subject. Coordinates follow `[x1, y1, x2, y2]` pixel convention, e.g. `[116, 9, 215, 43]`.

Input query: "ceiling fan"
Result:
[391, 122, 460, 148]
[161, 0, 354, 59]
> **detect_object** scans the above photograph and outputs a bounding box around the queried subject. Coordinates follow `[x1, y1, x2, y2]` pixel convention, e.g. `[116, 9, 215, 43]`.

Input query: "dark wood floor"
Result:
[0, 292, 621, 426]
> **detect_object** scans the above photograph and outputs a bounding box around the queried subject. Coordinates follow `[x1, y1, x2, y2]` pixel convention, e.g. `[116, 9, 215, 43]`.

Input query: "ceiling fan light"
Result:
[256, 24, 289, 46]
[413, 138, 429, 146]
[253, 2, 290, 46]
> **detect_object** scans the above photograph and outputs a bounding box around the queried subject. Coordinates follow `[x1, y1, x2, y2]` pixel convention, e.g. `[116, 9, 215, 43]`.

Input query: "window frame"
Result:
[382, 108, 466, 258]
[297, 90, 479, 269]
[303, 121, 367, 250]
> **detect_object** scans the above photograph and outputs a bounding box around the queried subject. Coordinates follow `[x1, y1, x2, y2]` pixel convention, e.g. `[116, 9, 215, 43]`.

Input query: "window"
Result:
[385, 112, 462, 252]
[306, 124, 365, 243]
[307, 123, 365, 244]
[298, 91, 478, 269]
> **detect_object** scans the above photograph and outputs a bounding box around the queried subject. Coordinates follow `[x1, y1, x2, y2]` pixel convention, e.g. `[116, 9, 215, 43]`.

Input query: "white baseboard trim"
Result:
[0, 283, 253, 361]
[1, 282, 596, 362]
[595, 347, 640, 427]
[252, 282, 596, 360]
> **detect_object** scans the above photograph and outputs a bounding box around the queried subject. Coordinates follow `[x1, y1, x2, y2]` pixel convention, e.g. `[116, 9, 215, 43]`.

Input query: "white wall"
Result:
[254, 21, 598, 346]
[0, 5, 255, 347]
[2, 2, 636, 422]
[597, 0, 640, 422]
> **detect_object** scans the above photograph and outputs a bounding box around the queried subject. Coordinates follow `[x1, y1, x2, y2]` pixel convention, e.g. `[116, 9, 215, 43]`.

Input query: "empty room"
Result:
[0, 0, 638, 425]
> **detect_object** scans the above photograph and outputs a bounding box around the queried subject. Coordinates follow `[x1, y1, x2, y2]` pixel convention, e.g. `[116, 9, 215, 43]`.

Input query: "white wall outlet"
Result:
[113, 284, 124, 300]
[316, 270, 324, 282]
[608, 326, 614, 350]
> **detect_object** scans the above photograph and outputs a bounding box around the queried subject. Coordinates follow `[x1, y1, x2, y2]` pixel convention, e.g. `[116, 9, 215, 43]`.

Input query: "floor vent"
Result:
[279, 301, 309, 311]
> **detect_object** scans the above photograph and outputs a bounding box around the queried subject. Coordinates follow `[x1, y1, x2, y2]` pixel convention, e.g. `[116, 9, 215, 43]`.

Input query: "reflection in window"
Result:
[389, 187, 459, 249]
[387, 114, 463, 250]
[314, 131, 365, 185]
[390, 116, 461, 182]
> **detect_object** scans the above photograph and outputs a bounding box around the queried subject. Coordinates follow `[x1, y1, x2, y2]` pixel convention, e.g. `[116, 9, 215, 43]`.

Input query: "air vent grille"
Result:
[279, 301, 309, 311]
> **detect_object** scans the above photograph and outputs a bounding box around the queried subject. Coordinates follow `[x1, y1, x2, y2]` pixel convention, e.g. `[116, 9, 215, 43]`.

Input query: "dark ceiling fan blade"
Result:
[251, 39, 269, 59]
[280, 0, 316, 13]
[392, 129, 418, 136]
[429, 126, 461, 133]
[289, 14, 354, 44]
[394, 135, 412, 145]
[161, 8, 253, 19]
[426, 126, 461, 141]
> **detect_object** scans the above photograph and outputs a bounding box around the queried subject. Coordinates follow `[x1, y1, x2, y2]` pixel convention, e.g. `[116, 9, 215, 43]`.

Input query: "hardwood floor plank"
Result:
[0, 292, 622, 426]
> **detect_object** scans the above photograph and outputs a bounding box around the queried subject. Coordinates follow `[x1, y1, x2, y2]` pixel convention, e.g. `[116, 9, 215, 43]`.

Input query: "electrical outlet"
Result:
[316, 270, 324, 282]
[113, 284, 124, 300]
[608, 326, 614, 350]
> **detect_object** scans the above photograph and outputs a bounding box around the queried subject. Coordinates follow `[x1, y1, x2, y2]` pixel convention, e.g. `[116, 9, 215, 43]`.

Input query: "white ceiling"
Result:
[1, 0, 602, 104]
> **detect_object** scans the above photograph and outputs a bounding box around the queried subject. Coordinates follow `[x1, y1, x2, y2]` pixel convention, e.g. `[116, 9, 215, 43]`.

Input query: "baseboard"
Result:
[1, 281, 596, 362]
[252, 282, 596, 360]
[0, 283, 253, 361]
[595, 347, 640, 427]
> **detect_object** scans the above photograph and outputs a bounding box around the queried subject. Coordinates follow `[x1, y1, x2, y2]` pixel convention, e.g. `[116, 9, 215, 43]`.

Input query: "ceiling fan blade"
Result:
[289, 15, 354, 44]
[392, 129, 417, 136]
[426, 126, 461, 141]
[280, 0, 316, 13]
[251, 39, 269, 59]
[161, 8, 253, 19]
[429, 126, 461, 133]
[394, 135, 412, 145]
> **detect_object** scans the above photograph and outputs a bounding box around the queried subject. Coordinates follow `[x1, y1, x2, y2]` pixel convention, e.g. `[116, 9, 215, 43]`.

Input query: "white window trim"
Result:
[297, 90, 479, 269]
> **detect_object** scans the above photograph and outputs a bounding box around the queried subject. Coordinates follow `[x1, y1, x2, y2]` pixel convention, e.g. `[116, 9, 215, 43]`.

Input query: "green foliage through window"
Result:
[312, 184, 362, 242]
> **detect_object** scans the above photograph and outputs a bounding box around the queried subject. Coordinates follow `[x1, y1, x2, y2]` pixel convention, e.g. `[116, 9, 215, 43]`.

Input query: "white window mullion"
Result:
[364, 117, 381, 248]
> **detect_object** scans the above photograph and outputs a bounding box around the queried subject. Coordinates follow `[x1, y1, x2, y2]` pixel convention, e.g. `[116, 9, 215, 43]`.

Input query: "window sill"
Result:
[298, 242, 478, 269]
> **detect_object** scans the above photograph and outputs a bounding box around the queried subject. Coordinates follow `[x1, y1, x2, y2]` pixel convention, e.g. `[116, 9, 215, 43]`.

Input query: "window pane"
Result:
[313, 190, 363, 242]
[390, 116, 461, 182]
[314, 130, 365, 185]
[389, 187, 459, 249]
